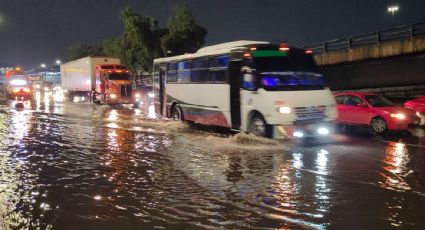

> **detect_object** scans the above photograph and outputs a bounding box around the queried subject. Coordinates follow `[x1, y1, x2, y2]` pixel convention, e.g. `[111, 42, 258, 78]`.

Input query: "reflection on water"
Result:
[381, 142, 411, 191]
[0, 98, 425, 229]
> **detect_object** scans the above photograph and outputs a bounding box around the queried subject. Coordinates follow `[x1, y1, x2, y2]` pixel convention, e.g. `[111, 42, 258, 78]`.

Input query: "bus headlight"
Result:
[293, 131, 304, 138]
[317, 127, 330, 135]
[110, 94, 117, 99]
[279, 106, 291, 114]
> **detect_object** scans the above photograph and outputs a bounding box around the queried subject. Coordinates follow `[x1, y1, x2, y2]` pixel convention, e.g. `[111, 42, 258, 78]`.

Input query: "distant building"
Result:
[0, 64, 14, 85]
[26, 65, 61, 85]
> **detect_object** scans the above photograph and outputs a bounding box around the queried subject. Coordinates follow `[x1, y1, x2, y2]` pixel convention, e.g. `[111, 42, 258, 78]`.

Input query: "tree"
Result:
[102, 38, 121, 58]
[161, 6, 207, 55]
[120, 7, 161, 74]
[68, 44, 104, 60]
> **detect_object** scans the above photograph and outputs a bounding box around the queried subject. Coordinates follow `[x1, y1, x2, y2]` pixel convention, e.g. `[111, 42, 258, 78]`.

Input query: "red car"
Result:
[335, 92, 419, 134]
[404, 96, 425, 125]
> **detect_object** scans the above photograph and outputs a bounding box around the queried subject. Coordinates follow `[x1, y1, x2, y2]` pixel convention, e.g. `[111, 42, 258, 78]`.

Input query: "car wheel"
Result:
[371, 117, 387, 134]
[171, 105, 183, 121]
[248, 114, 271, 137]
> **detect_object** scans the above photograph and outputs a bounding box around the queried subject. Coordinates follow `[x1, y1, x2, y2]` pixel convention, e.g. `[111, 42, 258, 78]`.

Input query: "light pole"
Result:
[55, 60, 61, 65]
[40, 63, 46, 81]
[387, 5, 399, 20]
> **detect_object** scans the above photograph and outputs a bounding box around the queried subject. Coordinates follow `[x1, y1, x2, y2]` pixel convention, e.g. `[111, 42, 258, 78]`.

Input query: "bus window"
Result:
[191, 59, 208, 82]
[178, 61, 191, 82]
[167, 63, 178, 83]
[207, 56, 229, 83]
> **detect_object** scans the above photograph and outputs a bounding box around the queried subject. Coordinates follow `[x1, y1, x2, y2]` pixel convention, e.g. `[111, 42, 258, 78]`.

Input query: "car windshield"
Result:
[363, 95, 394, 107]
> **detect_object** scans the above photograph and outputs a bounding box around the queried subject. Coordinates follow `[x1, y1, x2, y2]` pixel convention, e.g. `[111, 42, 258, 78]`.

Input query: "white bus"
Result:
[153, 41, 337, 138]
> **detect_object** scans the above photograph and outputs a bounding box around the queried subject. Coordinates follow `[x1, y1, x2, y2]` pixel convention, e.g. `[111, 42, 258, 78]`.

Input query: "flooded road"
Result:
[1, 96, 425, 229]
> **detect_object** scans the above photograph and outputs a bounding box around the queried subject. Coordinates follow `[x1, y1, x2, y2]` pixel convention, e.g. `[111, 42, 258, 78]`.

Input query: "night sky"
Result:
[1, 0, 425, 68]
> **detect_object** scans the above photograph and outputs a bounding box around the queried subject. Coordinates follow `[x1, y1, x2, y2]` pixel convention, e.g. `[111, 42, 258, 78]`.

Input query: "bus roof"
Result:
[154, 40, 270, 64]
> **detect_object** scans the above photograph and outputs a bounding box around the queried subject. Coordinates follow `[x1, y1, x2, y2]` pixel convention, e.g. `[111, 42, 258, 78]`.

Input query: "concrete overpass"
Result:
[304, 22, 425, 98]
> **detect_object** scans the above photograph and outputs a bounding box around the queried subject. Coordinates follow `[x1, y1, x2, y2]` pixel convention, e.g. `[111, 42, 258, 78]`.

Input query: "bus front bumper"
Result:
[272, 121, 335, 139]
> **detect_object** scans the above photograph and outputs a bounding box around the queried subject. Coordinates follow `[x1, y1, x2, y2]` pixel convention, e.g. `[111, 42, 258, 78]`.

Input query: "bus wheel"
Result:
[249, 114, 270, 137]
[171, 105, 184, 121]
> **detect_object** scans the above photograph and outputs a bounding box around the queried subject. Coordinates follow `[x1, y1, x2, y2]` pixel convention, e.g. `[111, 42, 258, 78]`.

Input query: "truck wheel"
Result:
[248, 114, 271, 137]
[171, 105, 184, 121]
[371, 117, 387, 134]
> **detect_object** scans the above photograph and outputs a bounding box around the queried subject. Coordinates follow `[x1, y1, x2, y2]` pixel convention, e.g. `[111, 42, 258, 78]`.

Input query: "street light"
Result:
[55, 60, 61, 65]
[387, 5, 399, 19]
[40, 63, 46, 68]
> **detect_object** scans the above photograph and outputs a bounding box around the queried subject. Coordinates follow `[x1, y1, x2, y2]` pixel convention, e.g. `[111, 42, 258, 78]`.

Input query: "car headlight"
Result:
[110, 94, 117, 99]
[390, 113, 406, 120]
[417, 112, 421, 117]
[279, 106, 291, 114]
[35, 84, 41, 89]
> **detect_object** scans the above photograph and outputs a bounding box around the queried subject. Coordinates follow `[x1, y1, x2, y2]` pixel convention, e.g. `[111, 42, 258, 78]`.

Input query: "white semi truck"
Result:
[60, 56, 137, 105]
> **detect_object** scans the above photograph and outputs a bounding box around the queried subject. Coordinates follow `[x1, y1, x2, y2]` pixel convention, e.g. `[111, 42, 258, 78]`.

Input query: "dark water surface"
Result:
[0, 98, 425, 229]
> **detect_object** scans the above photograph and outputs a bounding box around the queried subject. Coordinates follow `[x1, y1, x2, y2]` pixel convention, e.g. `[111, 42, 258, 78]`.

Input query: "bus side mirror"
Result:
[242, 73, 257, 91]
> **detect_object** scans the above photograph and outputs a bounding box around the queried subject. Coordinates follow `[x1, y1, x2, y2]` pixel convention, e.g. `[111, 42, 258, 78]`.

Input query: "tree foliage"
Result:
[161, 6, 207, 55]
[102, 38, 121, 58]
[68, 44, 104, 60]
[67, 5, 207, 73]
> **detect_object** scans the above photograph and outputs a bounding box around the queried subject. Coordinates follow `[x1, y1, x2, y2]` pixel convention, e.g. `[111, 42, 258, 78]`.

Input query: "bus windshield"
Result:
[252, 49, 324, 91]
[108, 73, 130, 81]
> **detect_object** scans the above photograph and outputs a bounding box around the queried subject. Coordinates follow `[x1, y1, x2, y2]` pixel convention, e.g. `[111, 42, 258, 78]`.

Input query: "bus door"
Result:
[229, 60, 242, 129]
[159, 67, 166, 116]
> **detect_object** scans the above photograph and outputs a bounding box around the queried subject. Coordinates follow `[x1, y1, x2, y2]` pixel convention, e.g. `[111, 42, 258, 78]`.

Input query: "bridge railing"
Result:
[304, 22, 425, 54]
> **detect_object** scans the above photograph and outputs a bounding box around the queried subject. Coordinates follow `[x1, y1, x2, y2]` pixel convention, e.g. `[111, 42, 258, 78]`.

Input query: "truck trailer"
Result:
[60, 57, 137, 105]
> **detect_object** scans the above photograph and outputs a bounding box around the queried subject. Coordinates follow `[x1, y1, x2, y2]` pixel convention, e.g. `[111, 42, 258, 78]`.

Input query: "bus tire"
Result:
[248, 113, 271, 138]
[171, 104, 184, 121]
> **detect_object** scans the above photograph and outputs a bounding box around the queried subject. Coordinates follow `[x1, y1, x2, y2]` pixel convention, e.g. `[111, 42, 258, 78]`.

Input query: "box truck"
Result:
[60, 57, 138, 105]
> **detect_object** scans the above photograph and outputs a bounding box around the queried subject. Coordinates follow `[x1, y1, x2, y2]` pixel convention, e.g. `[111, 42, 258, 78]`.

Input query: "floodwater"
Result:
[0, 95, 425, 229]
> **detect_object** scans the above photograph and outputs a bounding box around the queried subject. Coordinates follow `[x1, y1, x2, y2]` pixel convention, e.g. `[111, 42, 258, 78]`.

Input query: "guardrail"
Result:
[304, 22, 425, 54]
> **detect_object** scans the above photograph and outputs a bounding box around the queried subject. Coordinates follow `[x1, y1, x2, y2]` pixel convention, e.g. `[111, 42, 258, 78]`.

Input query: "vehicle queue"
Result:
[3, 40, 424, 138]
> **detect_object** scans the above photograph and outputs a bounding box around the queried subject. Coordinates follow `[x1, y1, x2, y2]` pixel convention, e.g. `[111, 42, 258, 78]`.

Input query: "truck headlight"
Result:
[110, 94, 117, 99]
[390, 113, 405, 120]
[135, 93, 141, 98]
[279, 106, 291, 114]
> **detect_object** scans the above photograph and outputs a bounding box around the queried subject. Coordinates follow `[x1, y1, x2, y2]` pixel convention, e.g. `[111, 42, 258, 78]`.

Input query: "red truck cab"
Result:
[94, 64, 135, 105]
[5, 69, 32, 100]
